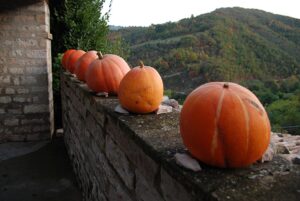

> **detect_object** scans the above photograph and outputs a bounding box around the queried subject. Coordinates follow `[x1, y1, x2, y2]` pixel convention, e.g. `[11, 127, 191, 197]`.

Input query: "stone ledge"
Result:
[61, 71, 300, 201]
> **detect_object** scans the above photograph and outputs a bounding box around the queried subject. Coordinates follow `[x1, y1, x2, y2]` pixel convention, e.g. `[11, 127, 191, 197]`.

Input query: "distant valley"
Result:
[109, 7, 300, 134]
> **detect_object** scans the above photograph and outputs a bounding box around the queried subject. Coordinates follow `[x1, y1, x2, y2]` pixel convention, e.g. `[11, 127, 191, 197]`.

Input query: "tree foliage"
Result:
[49, 0, 113, 128]
[51, 0, 111, 53]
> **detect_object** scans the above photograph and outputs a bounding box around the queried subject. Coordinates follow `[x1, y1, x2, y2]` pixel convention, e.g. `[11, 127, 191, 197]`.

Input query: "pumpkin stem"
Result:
[139, 60, 144, 68]
[97, 51, 104, 59]
[223, 83, 229, 88]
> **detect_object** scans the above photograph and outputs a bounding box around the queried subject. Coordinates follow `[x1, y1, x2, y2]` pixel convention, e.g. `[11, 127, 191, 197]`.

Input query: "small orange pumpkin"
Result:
[85, 52, 130, 94]
[61, 49, 76, 69]
[180, 82, 270, 168]
[67, 50, 86, 73]
[74, 50, 98, 82]
[118, 61, 164, 114]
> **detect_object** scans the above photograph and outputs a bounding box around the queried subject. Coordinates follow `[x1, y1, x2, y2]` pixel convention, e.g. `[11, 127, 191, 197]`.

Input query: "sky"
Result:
[103, 0, 300, 27]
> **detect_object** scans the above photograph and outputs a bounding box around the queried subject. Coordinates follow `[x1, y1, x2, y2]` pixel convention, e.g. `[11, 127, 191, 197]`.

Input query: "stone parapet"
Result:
[61, 71, 300, 201]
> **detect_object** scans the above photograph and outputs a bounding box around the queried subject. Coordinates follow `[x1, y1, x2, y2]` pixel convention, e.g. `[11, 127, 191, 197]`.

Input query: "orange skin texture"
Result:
[118, 65, 164, 114]
[61, 49, 75, 69]
[85, 54, 130, 94]
[67, 50, 86, 73]
[74, 51, 98, 82]
[180, 82, 271, 168]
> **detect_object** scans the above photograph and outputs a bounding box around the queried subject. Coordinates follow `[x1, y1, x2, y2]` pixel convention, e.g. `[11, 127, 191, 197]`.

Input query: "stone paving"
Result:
[0, 137, 82, 201]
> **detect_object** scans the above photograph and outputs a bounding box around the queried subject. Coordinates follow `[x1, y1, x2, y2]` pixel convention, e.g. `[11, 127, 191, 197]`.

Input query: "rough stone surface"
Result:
[0, 0, 53, 142]
[105, 135, 135, 190]
[136, 171, 164, 201]
[61, 71, 300, 201]
[160, 168, 194, 201]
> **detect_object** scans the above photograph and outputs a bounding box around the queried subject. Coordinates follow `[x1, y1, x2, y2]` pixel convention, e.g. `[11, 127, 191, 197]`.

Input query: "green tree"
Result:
[267, 95, 300, 135]
[49, 0, 112, 129]
[50, 0, 112, 54]
[59, 0, 111, 51]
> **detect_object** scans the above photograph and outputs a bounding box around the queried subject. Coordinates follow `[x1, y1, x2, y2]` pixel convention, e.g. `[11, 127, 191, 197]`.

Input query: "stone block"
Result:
[0, 75, 11, 84]
[7, 108, 23, 114]
[13, 96, 27, 103]
[0, 96, 12, 103]
[106, 115, 159, 184]
[24, 104, 49, 114]
[16, 38, 38, 47]
[4, 118, 19, 126]
[21, 118, 44, 125]
[0, 66, 8, 74]
[20, 76, 37, 85]
[160, 168, 193, 201]
[13, 77, 20, 85]
[31, 86, 48, 92]
[5, 88, 15, 94]
[105, 135, 135, 190]
[135, 170, 164, 201]
[13, 126, 32, 134]
[107, 183, 134, 201]
[35, 14, 45, 24]
[32, 125, 50, 132]
[17, 88, 29, 94]
[26, 50, 47, 59]
[86, 113, 106, 151]
[11, 49, 23, 57]
[9, 67, 24, 74]
[26, 67, 47, 74]
[86, 100, 106, 127]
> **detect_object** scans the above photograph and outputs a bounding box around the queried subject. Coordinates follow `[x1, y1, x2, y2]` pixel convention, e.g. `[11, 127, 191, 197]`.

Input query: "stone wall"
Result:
[61, 71, 300, 201]
[0, 0, 54, 142]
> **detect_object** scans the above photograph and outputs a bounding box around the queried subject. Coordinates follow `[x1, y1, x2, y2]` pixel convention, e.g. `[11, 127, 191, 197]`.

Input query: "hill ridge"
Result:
[109, 7, 300, 134]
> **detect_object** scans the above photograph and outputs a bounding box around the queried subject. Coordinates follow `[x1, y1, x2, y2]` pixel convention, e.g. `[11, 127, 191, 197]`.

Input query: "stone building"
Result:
[0, 0, 53, 142]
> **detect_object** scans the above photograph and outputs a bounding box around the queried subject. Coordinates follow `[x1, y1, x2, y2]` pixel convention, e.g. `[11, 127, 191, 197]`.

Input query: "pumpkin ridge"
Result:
[211, 87, 226, 166]
[102, 59, 111, 92]
[217, 129, 229, 167]
[234, 92, 250, 165]
[108, 57, 127, 92]
[105, 59, 116, 93]
[112, 58, 128, 86]
[145, 67, 156, 106]
[138, 68, 152, 110]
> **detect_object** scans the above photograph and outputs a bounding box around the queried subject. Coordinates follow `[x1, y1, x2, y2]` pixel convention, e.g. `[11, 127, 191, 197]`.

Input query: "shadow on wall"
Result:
[0, 0, 44, 11]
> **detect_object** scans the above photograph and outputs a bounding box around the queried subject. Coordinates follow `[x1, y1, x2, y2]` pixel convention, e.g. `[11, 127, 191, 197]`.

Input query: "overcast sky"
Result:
[103, 0, 300, 26]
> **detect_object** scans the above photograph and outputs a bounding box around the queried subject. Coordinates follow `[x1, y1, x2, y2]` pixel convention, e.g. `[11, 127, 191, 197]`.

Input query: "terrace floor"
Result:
[0, 137, 82, 201]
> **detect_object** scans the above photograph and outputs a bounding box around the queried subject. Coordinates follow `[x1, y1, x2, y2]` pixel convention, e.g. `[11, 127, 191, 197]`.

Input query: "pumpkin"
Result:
[74, 50, 98, 82]
[85, 52, 130, 94]
[180, 82, 270, 168]
[67, 50, 86, 73]
[61, 49, 76, 69]
[118, 61, 164, 114]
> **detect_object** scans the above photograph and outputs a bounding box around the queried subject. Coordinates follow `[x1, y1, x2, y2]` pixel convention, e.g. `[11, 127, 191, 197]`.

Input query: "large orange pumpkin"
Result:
[74, 50, 98, 82]
[61, 49, 76, 69]
[180, 82, 270, 168]
[67, 50, 86, 73]
[118, 61, 164, 114]
[85, 52, 130, 94]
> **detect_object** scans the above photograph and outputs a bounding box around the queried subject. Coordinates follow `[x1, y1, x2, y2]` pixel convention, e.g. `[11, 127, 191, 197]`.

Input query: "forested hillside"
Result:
[110, 7, 300, 134]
